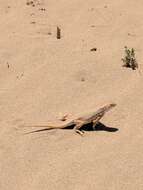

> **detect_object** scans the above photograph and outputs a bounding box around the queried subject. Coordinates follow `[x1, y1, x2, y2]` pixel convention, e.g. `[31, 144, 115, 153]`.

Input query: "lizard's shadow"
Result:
[64, 122, 118, 132]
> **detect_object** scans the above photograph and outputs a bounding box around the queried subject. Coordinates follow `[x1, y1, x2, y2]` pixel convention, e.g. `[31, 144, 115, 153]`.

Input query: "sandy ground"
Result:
[1, 0, 143, 189]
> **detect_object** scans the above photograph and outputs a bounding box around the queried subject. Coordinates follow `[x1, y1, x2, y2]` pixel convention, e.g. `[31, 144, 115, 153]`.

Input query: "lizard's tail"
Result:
[21, 121, 75, 134]
[20, 125, 63, 134]
[24, 126, 55, 134]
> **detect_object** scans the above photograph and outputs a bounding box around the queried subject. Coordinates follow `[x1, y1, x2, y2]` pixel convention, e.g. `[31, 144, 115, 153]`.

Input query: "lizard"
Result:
[23, 103, 116, 135]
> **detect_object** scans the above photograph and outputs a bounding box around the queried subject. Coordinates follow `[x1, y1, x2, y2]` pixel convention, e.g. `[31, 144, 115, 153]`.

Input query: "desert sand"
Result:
[1, 0, 143, 189]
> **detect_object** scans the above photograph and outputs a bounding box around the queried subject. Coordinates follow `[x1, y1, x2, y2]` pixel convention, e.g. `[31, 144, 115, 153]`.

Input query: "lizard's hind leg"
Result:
[73, 121, 85, 136]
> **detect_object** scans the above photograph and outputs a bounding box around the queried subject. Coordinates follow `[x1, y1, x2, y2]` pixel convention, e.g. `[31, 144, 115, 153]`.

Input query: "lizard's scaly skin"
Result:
[23, 103, 116, 135]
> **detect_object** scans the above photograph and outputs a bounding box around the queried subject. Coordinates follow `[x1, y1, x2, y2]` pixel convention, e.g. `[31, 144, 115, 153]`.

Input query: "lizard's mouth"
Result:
[106, 103, 116, 112]
[110, 103, 116, 108]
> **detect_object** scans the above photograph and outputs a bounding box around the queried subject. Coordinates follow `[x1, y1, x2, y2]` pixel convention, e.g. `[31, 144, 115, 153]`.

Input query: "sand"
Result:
[1, 0, 143, 189]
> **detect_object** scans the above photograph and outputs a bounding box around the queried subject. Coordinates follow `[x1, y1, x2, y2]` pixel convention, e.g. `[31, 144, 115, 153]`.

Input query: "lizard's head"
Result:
[106, 103, 116, 110]
[95, 103, 116, 118]
[102, 103, 116, 113]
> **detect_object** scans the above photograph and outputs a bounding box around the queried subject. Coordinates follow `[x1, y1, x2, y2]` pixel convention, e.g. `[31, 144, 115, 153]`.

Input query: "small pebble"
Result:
[90, 48, 97, 51]
[30, 21, 36, 24]
[81, 77, 85, 82]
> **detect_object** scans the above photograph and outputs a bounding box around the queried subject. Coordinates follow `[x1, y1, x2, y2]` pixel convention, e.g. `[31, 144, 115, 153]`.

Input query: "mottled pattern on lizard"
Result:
[23, 103, 116, 135]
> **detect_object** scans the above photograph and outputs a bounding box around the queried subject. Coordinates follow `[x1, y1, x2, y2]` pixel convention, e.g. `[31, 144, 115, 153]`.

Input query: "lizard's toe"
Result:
[75, 129, 84, 136]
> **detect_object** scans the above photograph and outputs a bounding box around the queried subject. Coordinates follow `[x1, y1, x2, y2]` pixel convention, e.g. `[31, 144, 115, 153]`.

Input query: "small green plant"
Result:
[122, 46, 138, 70]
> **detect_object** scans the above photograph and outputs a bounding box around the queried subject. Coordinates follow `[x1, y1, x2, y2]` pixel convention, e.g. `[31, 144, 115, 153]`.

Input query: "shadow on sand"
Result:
[64, 122, 118, 133]
[26, 122, 118, 134]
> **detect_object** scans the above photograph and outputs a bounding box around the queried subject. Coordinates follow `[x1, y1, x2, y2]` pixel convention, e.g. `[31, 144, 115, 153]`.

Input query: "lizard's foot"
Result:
[92, 126, 96, 131]
[92, 120, 100, 131]
[73, 122, 85, 136]
[75, 129, 85, 136]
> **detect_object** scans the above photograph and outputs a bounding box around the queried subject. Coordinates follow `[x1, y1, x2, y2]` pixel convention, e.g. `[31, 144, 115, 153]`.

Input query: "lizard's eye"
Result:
[99, 113, 104, 117]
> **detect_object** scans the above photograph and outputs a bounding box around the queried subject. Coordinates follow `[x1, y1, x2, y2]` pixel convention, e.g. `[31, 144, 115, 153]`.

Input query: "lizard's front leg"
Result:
[92, 116, 102, 130]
